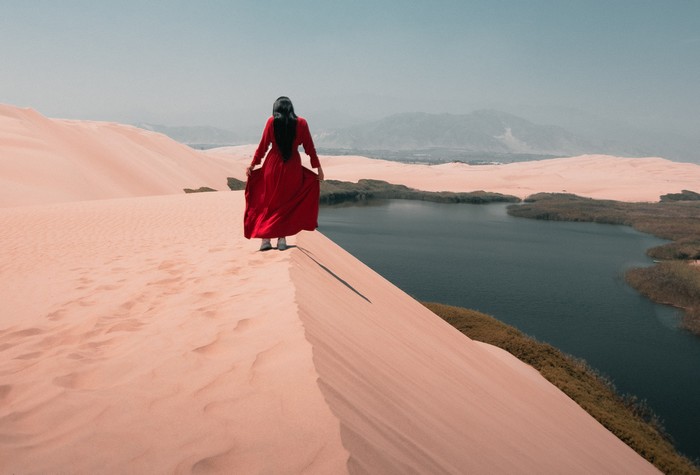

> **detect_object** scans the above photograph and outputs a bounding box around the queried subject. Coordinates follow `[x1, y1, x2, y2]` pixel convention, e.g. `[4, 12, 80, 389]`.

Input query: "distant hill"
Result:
[314, 110, 595, 157]
[503, 105, 700, 164]
[136, 109, 700, 164]
[135, 123, 256, 148]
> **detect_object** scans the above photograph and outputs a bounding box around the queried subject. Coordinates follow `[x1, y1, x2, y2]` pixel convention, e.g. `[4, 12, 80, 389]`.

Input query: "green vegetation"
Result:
[183, 186, 217, 193]
[319, 178, 520, 205]
[227, 177, 246, 191]
[627, 261, 700, 334]
[506, 192, 700, 334]
[424, 302, 700, 474]
[661, 190, 700, 202]
[223, 176, 520, 205]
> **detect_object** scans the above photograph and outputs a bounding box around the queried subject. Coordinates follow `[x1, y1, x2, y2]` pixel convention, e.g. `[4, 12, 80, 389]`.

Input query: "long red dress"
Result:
[244, 116, 321, 239]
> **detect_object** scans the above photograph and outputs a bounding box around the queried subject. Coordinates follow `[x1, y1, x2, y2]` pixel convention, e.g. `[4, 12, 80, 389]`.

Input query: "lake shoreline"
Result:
[318, 196, 700, 463]
[507, 192, 700, 336]
[424, 301, 699, 473]
[296, 177, 700, 336]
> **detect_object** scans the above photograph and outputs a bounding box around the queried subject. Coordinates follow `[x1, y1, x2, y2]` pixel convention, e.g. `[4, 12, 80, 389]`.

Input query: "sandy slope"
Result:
[0, 192, 657, 473]
[0, 104, 233, 207]
[0, 193, 347, 473]
[293, 231, 659, 474]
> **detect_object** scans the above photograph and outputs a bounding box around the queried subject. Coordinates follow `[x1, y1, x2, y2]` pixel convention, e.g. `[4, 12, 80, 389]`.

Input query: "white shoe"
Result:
[260, 239, 272, 251]
[277, 237, 287, 251]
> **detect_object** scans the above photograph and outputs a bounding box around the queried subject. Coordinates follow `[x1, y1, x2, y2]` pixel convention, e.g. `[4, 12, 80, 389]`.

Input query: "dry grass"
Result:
[507, 192, 700, 258]
[226, 177, 246, 191]
[183, 186, 217, 193]
[318, 178, 520, 205]
[225, 176, 520, 205]
[424, 301, 699, 474]
[627, 261, 700, 333]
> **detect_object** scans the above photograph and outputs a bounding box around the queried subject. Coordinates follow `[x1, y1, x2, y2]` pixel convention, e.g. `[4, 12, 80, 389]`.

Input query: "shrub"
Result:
[183, 187, 217, 193]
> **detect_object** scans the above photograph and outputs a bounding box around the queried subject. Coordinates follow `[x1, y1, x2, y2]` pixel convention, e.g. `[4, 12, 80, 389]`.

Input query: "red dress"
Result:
[244, 116, 321, 239]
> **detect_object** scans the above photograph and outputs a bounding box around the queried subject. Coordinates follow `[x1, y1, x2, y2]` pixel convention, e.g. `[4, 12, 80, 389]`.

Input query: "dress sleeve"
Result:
[300, 118, 321, 169]
[251, 117, 273, 166]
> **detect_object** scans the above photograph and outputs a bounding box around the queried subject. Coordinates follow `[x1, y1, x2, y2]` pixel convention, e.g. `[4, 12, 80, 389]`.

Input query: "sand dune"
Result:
[215, 144, 700, 202]
[0, 105, 669, 472]
[0, 104, 233, 207]
[0, 193, 344, 473]
[0, 192, 657, 473]
[3, 105, 699, 209]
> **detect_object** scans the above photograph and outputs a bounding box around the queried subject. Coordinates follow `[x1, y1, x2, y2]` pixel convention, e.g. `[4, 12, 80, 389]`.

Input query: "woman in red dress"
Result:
[244, 97, 324, 251]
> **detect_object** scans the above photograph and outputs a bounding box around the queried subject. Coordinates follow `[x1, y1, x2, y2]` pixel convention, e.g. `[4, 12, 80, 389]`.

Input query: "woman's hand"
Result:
[246, 166, 253, 177]
[317, 167, 324, 182]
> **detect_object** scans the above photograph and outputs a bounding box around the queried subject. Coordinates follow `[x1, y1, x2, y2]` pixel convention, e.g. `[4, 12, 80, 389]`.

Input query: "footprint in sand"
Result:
[7, 327, 45, 338]
[106, 320, 144, 333]
[96, 284, 120, 291]
[0, 384, 11, 400]
[157, 260, 185, 276]
[150, 276, 183, 286]
[192, 336, 223, 355]
[248, 343, 284, 384]
[233, 318, 252, 333]
[191, 448, 237, 474]
[46, 309, 67, 321]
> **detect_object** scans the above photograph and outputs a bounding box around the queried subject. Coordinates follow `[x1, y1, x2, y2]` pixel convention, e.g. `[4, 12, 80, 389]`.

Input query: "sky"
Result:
[1, 0, 699, 137]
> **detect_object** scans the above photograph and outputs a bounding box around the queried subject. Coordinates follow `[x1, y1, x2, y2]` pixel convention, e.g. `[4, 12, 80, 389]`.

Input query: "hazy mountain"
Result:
[136, 108, 700, 164]
[503, 105, 700, 164]
[314, 110, 594, 157]
[135, 123, 258, 148]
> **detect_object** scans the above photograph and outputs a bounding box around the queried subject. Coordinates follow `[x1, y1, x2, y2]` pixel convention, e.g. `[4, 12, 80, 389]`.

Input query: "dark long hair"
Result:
[272, 96, 298, 162]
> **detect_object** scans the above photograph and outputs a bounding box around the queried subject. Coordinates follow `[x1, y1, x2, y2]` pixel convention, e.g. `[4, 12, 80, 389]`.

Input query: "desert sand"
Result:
[214, 145, 700, 203]
[0, 105, 232, 208]
[0, 105, 679, 473]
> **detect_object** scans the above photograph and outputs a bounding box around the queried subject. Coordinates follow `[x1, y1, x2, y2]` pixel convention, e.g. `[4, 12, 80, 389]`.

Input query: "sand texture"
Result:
[0, 104, 671, 473]
[0, 105, 232, 208]
[1, 192, 658, 474]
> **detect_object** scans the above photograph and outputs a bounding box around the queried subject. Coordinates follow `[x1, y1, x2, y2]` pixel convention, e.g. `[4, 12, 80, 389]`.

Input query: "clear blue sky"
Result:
[1, 0, 698, 135]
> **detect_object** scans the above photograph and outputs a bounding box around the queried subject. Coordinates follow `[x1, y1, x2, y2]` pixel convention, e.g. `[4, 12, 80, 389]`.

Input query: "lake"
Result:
[318, 200, 700, 460]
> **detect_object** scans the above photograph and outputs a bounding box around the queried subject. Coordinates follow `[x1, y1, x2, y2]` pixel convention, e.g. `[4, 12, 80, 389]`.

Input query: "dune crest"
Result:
[0, 191, 657, 473]
[292, 231, 658, 474]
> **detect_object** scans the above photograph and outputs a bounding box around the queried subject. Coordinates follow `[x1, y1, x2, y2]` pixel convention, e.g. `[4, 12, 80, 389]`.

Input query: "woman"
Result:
[244, 97, 324, 251]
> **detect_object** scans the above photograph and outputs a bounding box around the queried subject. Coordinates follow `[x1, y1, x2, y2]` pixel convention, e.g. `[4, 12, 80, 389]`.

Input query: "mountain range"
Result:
[137, 109, 700, 163]
[135, 122, 255, 148]
[314, 110, 593, 156]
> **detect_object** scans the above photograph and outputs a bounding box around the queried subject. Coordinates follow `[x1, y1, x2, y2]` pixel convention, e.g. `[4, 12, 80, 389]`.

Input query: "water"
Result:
[319, 200, 700, 460]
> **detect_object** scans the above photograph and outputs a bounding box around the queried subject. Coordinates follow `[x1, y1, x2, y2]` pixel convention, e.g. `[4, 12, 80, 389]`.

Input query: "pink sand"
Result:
[0, 105, 672, 473]
[0, 105, 233, 208]
[213, 144, 700, 203]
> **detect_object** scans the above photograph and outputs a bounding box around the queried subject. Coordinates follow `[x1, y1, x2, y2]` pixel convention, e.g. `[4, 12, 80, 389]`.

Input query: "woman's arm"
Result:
[247, 117, 273, 175]
[299, 118, 323, 180]
[300, 118, 321, 169]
